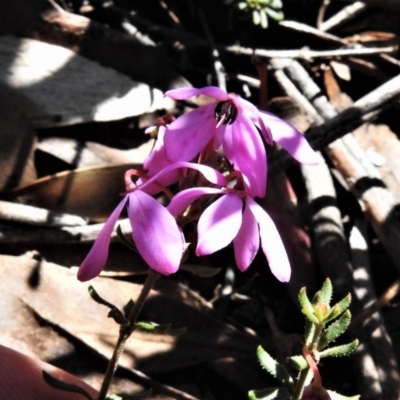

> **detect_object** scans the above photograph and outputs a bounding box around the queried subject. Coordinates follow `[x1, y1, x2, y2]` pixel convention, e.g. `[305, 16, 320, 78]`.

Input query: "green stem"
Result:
[310, 324, 324, 351]
[97, 269, 160, 400]
[292, 367, 312, 400]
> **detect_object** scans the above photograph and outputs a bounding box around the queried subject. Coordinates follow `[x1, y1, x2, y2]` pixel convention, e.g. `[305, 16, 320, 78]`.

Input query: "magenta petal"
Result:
[233, 200, 259, 272]
[165, 86, 229, 101]
[229, 114, 267, 198]
[128, 191, 183, 275]
[140, 161, 226, 195]
[235, 96, 260, 120]
[164, 103, 218, 162]
[247, 198, 291, 282]
[222, 124, 236, 167]
[259, 111, 319, 165]
[167, 187, 223, 216]
[196, 194, 243, 256]
[78, 196, 128, 281]
[143, 127, 171, 176]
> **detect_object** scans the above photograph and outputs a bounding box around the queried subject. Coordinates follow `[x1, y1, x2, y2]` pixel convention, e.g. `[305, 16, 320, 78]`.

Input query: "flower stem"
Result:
[97, 269, 160, 400]
[292, 367, 312, 400]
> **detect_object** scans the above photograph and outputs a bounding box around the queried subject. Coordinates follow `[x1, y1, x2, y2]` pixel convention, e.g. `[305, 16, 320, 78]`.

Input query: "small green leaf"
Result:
[123, 299, 135, 318]
[248, 387, 291, 400]
[304, 319, 316, 345]
[270, 0, 283, 9]
[135, 321, 186, 336]
[256, 346, 294, 389]
[288, 355, 307, 371]
[238, 2, 248, 10]
[314, 302, 330, 322]
[264, 8, 284, 21]
[327, 390, 360, 400]
[116, 225, 138, 252]
[260, 9, 269, 29]
[315, 279, 333, 305]
[42, 371, 94, 400]
[88, 286, 127, 325]
[180, 264, 221, 277]
[253, 9, 261, 25]
[108, 308, 127, 325]
[325, 294, 351, 323]
[319, 310, 351, 349]
[88, 286, 116, 309]
[298, 288, 319, 324]
[319, 339, 359, 358]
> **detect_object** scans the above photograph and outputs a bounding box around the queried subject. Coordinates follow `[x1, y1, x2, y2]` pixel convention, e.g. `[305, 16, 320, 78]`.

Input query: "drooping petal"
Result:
[165, 86, 229, 101]
[78, 196, 128, 281]
[167, 187, 224, 216]
[234, 96, 261, 121]
[140, 161, 226, 195]
[233, 200, 259, 272]
[127, 191, 184, 275]
[247, 198, 291, 282]
[143, 127, 171, 176]
[196, 193, 243, 256]
[222, 124, 236, 167]
[164, 103, 218, 162]
[258, 111, 319, 165]
[228, 113, 267, 198]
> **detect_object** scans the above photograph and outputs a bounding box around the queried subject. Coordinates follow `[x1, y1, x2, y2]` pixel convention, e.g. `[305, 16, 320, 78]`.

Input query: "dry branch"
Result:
[0, 201, 87, 227]
[226, 44, 396, 61]
[319, 1, 367, 32]
[270, 58, 400, 399]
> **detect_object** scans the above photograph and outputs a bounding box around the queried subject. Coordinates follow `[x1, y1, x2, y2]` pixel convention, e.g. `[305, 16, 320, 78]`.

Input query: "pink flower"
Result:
[161, 86, 319, 198]
[167, 180, 291, 282]
[77, 191, 184, 281]
[78, 162, 226, 281]
[143, 114, 176, 177]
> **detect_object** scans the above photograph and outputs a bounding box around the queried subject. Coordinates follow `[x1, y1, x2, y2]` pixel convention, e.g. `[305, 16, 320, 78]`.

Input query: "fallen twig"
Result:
[270, 58, 400, 399]
[226, 44, 397, 61]
[270, 69, 400, 172]
[271, 61, 400, 276]
[352, 275, 400, 327]
[319, 1, 367, 32]
[348, 219, 400, 399]
[0, 201, 87, 227]
[280, 19, 400, 70]
[271, 59, 353, 297]
[0, 219, 131, 244]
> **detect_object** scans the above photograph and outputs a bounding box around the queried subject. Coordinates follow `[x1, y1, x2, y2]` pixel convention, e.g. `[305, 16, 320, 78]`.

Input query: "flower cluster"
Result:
[78, 86, 318, 283]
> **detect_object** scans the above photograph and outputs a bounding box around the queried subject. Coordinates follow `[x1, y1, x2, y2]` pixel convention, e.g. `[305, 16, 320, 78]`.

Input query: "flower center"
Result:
[214, 100, 238, 127]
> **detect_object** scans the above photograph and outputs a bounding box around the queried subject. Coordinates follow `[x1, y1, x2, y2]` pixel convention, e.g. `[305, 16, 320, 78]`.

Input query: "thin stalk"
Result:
[310, 324, 324, 350]
[97, 269, 160, 400]
[292, 323, 324, 399]
[292, 367, 312, 400]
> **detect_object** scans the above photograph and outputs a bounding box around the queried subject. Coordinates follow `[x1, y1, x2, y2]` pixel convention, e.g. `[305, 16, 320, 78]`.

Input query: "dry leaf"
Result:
[37, 138, 154, 168]
[268, 97, 311, 132]
[330, 61, 351, 82]
[345, 31, 396, 43]
[0, 254, 261, 375]
[0, 289, 74, 361]
[0, 83, 37, 191]
[0, 36, 174, 128]
[4, 164, 137, 220]
[353, 123, 400, 203]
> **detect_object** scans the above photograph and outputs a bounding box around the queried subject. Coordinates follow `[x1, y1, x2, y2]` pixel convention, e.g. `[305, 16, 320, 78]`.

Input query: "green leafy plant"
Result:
[249, 279, 359, 400]
[238, 0, 284, 28]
